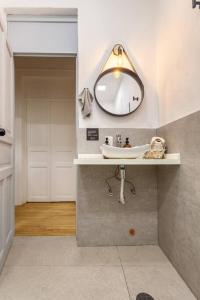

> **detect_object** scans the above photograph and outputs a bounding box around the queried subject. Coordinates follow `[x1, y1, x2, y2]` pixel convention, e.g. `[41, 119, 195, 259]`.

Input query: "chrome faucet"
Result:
[116, 134, 122, 147]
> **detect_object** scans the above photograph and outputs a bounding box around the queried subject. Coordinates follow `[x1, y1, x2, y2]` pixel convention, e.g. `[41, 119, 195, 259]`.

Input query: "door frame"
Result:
[5, 8, 79, 207]
[14, 54, 78, 206]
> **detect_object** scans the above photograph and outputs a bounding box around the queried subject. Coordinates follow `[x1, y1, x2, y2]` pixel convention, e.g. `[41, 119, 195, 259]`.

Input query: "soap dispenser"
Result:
[105, 136, 113, 146]
[123, 137, 132, 148]
[105, 137, 109, 145]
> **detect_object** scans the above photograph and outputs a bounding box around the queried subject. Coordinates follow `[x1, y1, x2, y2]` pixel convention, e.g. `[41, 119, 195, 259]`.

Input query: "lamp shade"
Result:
[102, 44, 136, 73]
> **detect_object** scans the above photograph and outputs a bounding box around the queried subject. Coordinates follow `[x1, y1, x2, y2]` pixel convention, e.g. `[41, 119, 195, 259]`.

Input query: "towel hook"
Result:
[193, 0, 200, 8]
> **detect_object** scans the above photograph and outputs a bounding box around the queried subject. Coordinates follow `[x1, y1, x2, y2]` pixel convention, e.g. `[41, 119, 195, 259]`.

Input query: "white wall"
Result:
[8, 19, 78, 54]
[0, 0, 159, 129]
[157, 0, 200, 126]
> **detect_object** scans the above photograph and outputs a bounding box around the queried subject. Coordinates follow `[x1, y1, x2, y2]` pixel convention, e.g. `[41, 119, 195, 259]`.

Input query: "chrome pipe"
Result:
[119, 165, 126, 204]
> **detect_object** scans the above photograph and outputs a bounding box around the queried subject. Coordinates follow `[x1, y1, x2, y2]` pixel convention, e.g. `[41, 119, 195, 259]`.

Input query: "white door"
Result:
[50, 101, 76, 201]
[0, 20, 15, 271]
[27, 100, 50, 202]
[27, 100, 76, 202]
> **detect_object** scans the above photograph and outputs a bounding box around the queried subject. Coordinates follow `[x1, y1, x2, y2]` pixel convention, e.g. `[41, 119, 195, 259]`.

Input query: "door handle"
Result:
[0, 128, 6, 136]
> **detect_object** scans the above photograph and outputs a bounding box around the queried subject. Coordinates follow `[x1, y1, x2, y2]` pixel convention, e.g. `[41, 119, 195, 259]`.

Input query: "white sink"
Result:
[101, 144, 150, 159]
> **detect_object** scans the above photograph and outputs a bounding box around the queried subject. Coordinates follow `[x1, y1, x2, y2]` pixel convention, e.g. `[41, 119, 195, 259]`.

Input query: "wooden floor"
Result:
[15, 202, 76, 236]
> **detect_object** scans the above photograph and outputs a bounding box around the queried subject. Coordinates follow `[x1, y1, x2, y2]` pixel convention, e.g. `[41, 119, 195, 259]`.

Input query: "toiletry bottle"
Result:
[105, 136, 113, 146]
[123, 138, 132, 148]
[105, 137, 109, 145]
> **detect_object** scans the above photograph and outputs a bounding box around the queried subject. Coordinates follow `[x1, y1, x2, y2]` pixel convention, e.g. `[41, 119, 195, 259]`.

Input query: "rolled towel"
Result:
[78, 88, 93, 118]
[150, 136, 166, 152]
[143, 137, 166, 159]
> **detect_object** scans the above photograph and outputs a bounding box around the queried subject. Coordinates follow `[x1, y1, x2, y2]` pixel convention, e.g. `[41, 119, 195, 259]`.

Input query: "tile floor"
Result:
[0, 237, 196, 300]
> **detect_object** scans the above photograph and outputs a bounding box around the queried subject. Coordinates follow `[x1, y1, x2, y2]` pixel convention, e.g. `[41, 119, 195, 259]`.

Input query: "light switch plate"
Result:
[86, 128, 99, 141]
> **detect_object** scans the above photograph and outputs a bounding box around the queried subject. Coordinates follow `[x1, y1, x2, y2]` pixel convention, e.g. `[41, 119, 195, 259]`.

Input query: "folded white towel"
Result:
[150, 137, 166, 151]
[78, 88, 93, 118]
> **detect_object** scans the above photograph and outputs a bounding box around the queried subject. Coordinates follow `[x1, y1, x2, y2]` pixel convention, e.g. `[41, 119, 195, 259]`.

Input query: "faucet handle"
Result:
[116, 134, 122, 147]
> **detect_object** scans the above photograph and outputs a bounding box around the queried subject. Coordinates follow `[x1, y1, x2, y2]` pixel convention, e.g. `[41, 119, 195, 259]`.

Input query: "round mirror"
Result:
[94, 68, 144, 117]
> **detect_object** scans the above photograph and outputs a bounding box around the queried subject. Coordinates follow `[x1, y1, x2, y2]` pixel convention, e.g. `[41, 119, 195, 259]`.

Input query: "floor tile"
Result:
[12, 236, 77, 246]
[13, 236, 77, 247]
[0, 266, 130, 300]
[6, 237, 120, 267]
[124, 265, 196, 300]
[1, 238, 197, 300]
[118, 245, 169, 266]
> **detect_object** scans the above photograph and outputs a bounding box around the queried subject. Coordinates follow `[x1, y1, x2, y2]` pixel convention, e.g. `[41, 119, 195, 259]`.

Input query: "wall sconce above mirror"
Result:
[94, 44, 144, 117]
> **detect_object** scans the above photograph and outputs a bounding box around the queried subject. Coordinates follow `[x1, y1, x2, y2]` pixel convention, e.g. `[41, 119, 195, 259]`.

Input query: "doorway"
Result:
[14, 56, 76, 235]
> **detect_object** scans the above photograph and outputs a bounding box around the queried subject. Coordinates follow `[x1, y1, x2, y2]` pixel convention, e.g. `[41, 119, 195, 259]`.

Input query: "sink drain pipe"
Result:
[119, 165, 126, 204]
[105, 165, 136, 204]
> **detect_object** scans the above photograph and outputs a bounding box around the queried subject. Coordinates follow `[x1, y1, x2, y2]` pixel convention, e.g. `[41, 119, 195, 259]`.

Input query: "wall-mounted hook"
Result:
[193, 0, 200, 9]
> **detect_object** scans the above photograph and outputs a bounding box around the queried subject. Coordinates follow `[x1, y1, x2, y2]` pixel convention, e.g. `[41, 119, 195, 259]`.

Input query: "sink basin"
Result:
[101, 144, 150, 159]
